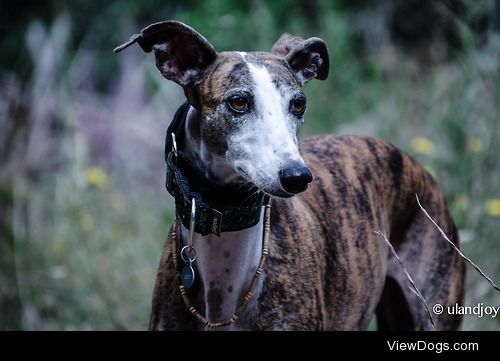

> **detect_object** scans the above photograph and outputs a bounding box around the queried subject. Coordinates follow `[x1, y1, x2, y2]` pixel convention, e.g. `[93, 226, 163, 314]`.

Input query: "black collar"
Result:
[165, 102, 266, 236]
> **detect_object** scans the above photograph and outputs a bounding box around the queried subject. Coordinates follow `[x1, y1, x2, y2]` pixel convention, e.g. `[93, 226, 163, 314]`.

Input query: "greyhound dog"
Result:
[114, 20, 465, 330]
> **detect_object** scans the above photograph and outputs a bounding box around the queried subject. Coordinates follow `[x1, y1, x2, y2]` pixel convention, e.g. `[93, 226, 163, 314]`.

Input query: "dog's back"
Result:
[263, 134, 464, 330]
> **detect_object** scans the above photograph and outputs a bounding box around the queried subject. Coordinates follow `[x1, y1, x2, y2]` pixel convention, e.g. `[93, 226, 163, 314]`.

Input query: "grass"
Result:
[1, 2, 499, 330]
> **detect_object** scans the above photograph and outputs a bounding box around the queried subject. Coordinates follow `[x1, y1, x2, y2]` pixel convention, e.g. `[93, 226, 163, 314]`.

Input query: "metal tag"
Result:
[181, 261, 195, 289]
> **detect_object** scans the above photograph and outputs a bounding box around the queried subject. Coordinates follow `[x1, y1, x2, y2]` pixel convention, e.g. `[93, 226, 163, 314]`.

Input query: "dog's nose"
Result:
[279, 163, 313, 194]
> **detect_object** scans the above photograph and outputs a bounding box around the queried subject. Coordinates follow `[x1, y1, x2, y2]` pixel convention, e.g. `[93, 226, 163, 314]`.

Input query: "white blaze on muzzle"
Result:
[229, 61, 304, 188]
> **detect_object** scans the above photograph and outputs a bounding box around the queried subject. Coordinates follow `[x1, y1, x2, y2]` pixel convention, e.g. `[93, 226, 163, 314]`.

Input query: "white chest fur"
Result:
[178, 209, 264, 330]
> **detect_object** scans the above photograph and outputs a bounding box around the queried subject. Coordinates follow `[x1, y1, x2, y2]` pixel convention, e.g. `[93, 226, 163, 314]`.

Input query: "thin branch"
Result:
[374, 230, 436, 330]
[415, 194, 500, 293]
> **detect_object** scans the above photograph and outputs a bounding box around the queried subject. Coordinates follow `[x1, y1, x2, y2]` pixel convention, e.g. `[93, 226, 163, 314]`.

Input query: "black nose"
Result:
[279, 163, 313, 194]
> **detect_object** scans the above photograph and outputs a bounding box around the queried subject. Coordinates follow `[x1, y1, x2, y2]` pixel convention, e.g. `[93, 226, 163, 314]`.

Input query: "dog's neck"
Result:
[177, 106, 264, 330]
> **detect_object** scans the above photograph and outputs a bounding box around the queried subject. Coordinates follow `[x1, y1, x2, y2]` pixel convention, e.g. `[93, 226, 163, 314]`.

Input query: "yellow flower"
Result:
[467, 138, 483, 154]
[410, 137, 434, 155]
[485, 199, 500, 217]
[86, 166, 109, 191]
[455, 194, 469, 211]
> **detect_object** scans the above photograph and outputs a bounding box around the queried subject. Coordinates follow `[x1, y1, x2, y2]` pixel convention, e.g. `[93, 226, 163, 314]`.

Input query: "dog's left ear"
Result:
[271, 33, 329, 85]
[114, 21, 217, 87]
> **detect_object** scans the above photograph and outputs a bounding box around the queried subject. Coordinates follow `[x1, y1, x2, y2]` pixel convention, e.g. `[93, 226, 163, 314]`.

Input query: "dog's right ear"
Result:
[114, 21, 217, 87]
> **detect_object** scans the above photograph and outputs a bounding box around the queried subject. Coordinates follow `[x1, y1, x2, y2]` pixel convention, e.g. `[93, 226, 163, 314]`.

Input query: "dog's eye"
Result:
[227, 96, 249, 114]
[291, 97, 306, 116]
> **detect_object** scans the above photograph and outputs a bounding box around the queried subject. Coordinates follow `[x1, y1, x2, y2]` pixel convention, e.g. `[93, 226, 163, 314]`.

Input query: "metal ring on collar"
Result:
[180, 245, 197, 263]
[180, 197, 197, 263]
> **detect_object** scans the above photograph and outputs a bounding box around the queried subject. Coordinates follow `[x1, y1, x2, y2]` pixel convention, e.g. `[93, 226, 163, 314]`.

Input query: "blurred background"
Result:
[0, 0, 499, 330]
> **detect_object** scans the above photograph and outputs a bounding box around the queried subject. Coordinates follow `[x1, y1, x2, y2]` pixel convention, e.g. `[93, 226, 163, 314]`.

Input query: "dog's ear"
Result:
[114, 21, 217, 87]
[271, 33, 329, 85]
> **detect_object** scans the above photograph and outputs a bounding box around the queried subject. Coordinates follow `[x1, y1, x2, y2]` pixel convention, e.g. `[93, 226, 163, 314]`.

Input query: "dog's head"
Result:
[115, 21, 329, 197]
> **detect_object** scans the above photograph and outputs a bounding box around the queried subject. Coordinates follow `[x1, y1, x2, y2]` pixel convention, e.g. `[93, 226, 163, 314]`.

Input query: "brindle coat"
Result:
[150, 135, 465, 330]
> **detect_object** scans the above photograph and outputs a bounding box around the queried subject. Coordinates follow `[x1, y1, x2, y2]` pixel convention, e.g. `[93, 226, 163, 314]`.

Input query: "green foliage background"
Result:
[0, 0, 499, 330]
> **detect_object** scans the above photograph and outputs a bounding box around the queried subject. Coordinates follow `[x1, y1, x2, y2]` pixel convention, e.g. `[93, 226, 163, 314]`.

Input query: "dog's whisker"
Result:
[238, 188, 262, 207]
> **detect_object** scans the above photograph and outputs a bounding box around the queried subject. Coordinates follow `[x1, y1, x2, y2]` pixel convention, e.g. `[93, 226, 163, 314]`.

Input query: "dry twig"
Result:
[374, 230, 436, 329]
[415, 194, 500, 293]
